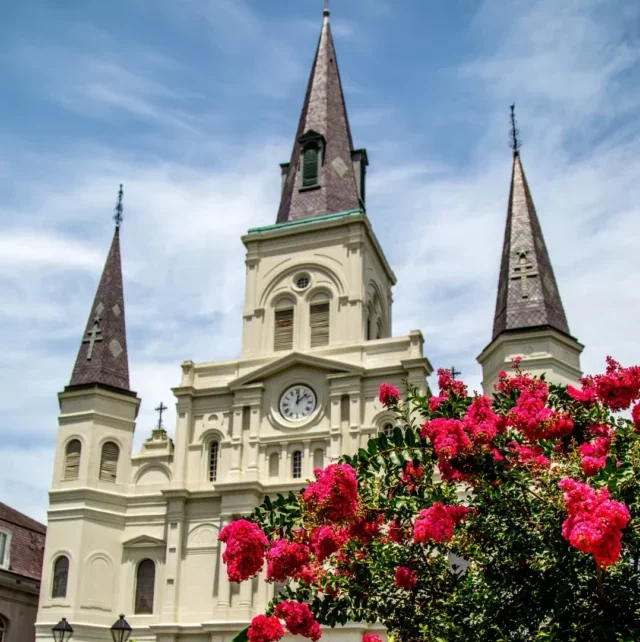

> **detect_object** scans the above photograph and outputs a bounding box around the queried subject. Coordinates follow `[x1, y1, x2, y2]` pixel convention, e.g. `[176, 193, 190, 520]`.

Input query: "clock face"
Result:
[279, 385, 317, 421]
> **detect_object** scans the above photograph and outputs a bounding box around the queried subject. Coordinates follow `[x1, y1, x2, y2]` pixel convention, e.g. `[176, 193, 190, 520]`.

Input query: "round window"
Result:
[295, 274, 310, 290]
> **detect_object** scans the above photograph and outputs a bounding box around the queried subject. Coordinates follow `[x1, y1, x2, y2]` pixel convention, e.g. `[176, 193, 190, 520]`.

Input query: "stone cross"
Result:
[511, 252, 538, 298]
[155, 402, 168, 429]
[83, 317, 103, 360]
[450, 366, 462, 380]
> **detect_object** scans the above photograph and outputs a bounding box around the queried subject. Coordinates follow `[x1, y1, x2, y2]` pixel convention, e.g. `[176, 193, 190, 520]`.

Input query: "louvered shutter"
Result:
[64, 440, 81, 480]
[310, 302, 330, 347]
[274, 308, 294, 351]
[135, 559, 156, 614]
[302, 146, 319, 187]
[99, 442, 119, 483]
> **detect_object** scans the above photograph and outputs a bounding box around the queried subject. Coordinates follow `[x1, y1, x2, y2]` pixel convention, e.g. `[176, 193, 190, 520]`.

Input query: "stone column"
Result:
[216, 517, 232, 613]
[162, 493, 187, 621]
[329, 394, 342, 461]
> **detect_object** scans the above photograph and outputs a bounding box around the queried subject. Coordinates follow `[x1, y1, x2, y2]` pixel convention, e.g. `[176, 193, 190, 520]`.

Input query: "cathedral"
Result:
[35, 7, 583, 642]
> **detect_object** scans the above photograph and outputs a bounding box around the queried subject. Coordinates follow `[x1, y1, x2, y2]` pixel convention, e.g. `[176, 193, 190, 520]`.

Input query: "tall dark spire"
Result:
[492, 113, 570, 340]
[276, 8, 363, 224]
[69, 187, 131, 392]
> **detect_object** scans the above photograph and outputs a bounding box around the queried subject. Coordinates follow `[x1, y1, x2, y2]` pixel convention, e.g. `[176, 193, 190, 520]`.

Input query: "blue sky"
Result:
[2, 0, 639, 522]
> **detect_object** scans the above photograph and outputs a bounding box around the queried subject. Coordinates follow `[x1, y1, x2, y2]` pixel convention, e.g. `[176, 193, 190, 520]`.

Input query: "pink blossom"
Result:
[266, 539, 311, 582]
[219, 519, 268, 582]
[274, 601, 322, 641]
[413, 502, 470, 544]
[394, 566, 417, 589]
[379, 383, 400, 407]
[248, 615, 284, 642]
[302, 464, 359, 522]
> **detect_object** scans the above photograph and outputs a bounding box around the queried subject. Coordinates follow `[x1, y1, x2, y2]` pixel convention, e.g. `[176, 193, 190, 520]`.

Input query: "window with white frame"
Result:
[135, 559, 156, 614]
[274, 297, 295, 352]
[309, 293, 330, 348]
[52, 555, 69, 598]
[292, 451, 302, 479]
[99, 441, 119, 483]
[209, 441, 219, 482]
[383, 423, 394, 438]
[0, 532, 10, 570]
[63, 439, 81, 480]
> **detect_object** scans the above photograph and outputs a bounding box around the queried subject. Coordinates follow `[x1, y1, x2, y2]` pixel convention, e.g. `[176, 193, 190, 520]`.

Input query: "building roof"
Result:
[0, 502, 46, 581]
[69, 226, 131, 392]
[276, 8, 362, 224]
[492, 151, 571, 340]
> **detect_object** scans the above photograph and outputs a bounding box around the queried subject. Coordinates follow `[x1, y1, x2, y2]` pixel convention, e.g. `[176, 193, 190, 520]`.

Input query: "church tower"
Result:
[478, 108, 583, 391]
[37, 188, 141, 636]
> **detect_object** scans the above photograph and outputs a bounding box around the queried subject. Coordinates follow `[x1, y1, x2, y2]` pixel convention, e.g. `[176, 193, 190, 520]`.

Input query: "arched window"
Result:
[383, 423, 394, 439]
[313, 449, 324, 471]
[269, 453, 280, 479]
[310, 293, 330, 348]
[0, 615, 5, 642]
[63, 439, 81, 480]
[302, 143, 320, 188]
[209, 441, 219, 482]
[274, 298, 295, 352]
[292, 451, 302, 479]
[52, 556, 69, 598]
[99, 442, 119, 483]
[135, 559, 156, 614]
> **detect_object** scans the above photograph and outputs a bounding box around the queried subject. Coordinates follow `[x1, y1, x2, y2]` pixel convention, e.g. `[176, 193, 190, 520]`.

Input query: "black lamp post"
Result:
[110, 614, 132, 642]
[51, 618, 74, 642]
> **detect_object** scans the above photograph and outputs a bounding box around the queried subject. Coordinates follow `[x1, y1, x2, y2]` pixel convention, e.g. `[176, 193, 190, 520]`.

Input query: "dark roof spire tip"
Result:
[509, 104, 521, 155]
[323, 0, 330, 16]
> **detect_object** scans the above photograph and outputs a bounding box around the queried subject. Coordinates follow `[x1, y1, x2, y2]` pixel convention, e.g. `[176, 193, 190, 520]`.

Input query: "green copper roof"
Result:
[247, 209, 363, 235]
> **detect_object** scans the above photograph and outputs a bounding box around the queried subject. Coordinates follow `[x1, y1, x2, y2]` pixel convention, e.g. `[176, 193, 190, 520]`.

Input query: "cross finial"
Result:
[155, 401, 168, 429]
[451, 366, 462, 380]
[114, 184, 124, 229]
[324, 0, 330, 16]
[509, 104, 521, 155]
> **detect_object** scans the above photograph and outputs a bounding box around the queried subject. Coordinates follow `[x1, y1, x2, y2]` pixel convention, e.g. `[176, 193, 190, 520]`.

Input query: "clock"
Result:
[279, 384, 317, 421]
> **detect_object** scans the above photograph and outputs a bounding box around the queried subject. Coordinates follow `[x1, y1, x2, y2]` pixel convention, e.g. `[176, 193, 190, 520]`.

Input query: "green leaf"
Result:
[230, 627, 249, 642]
[393, 426, 405, 446]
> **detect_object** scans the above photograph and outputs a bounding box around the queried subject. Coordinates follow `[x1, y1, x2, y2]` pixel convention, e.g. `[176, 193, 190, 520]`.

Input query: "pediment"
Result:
[230, 352, 362, 389]
[122, 535, 166, 549]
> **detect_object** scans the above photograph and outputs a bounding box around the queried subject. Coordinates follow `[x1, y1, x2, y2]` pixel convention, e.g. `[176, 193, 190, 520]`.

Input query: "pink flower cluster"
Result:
[508, 442, 550, 470]
[578, 436, 611, 477]
[633, 403, 640, 431]
[219, 519, 268, 582]
[507, 376, 573, 441]
[379, 383, 400, 407]
[363, 635, 383, 642]
[266, 539, 311, 582]
[386, 520, 406, 543]
[394, 565, 417, 589]
[248, 615, 284, 642]
[559, 478, 630, 568]
[437, 368, 468, 397]
[413, 502, 470, 544]
[463, 395, 503, 445]
[274, 601, 322, 641]
[402, 462, 424, 492]
[310, 525, 349, 562]
[349, 514, 384, 544]
[429, 395, 448, 411]
[302, 464, 359, 522]
[592, 357, 640, 411]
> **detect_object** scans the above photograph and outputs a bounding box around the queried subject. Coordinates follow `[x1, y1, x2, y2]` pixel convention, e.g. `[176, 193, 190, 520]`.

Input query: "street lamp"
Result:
[110, 614, 132, 642]
[51, 618, 73, 642]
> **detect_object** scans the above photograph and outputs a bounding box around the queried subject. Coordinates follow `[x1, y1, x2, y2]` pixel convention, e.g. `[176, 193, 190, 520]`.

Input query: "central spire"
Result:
[276, 7, 365, 224]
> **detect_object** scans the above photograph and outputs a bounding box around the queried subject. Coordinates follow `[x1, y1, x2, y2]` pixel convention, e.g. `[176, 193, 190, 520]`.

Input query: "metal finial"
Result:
[324, 0, 330, 16]
[155, 401, 167, 430]
[114, 184, 124, 229]
[509, 104, 521, 154]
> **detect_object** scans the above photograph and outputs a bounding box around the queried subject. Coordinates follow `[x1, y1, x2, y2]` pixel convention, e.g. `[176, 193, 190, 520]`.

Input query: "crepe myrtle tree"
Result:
[220, 358, 640, 642]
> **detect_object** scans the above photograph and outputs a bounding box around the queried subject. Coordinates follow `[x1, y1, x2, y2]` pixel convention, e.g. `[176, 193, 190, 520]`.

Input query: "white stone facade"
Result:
[36, 211, 432, 641]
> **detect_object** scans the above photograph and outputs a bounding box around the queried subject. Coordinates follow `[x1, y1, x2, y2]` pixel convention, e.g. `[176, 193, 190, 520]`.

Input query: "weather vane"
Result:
[509, 104, 521, 154]
[114, 184, 124, 229]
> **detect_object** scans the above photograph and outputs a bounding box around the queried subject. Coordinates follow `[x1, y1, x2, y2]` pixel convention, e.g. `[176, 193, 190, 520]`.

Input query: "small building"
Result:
[0, 503, 46, 642]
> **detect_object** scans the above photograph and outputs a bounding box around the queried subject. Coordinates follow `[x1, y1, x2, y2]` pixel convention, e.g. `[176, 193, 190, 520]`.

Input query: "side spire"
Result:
[68, 186, 131, 392]
[276, 6, 364, 223]
[492, 109, 570, 339]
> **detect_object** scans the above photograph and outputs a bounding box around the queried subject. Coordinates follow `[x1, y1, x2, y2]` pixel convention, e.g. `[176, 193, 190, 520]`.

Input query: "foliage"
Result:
[221, 358, 640, 642]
